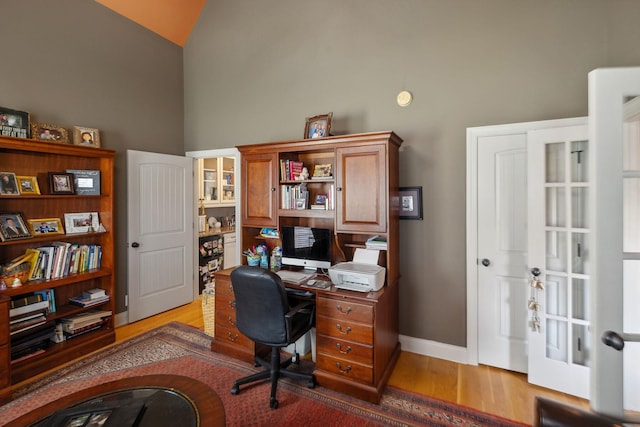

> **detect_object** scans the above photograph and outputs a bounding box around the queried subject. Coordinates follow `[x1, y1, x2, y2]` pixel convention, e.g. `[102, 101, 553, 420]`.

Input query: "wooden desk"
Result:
[212, 267, 400, 404]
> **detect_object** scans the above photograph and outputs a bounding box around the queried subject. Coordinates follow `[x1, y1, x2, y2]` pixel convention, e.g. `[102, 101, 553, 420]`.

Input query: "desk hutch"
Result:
[0, 136, 115, 402]
[212, 131, 402, 403]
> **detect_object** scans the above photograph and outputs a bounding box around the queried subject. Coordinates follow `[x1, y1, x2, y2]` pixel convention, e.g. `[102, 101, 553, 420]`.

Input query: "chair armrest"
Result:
[285, 300, 315, 319]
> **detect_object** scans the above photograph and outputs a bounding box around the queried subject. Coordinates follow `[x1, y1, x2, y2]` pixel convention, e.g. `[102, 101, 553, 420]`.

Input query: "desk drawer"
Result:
[316, 334, 372, 366]
[316, 353, 373, 384]
[317, 297, 373, 324]
[214, 324, 253, 350]
[215, 279, 234, 298]
[0, 344, 8, 388]
[316, 315, 373, 344]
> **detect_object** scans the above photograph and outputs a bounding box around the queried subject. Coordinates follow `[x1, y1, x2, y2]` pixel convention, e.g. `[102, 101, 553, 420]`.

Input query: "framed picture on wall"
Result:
[399, 186, 423, 220]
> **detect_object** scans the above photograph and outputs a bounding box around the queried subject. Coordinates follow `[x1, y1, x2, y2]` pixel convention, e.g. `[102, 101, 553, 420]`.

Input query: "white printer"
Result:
[329, 248, 386, 292]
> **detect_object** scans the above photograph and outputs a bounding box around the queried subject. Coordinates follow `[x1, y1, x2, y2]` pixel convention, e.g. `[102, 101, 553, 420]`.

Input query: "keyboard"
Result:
[275, 270, 314, 284]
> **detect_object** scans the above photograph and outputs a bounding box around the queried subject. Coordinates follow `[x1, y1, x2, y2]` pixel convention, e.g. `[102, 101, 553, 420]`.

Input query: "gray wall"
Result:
[184, 0, 640, 346]
[1, 1, 184, 313]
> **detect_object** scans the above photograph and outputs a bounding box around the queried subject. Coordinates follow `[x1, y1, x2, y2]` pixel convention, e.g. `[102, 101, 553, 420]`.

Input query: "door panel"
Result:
[127, 150, 193, 322]
[241, 152, 277, 227]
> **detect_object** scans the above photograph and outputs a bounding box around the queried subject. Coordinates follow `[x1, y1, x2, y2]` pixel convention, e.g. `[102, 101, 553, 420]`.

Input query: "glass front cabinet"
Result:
[198, 157, 235, 207]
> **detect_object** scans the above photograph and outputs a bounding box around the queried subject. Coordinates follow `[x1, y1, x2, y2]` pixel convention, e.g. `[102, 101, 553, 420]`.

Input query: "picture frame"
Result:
[0, 172, 19, 195]
[312, 164, 332, 178]
[399, 186, 423, 220]
[16, 176, 40, 195]
[304, 112, 332, 139]
[64, 212, 100, 234]
[66, 169, 100, 195]
[30, 123, 69, 143]
[0, 106, 30, 139]
[48, 172, 75, 195]
[27, 217, 65, 236]
[0, 212, 32, 241]
[73, 126, 101, 148]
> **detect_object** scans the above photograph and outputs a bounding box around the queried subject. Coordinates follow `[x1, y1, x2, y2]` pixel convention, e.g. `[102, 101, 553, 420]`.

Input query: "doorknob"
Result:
[131, 242, 140, 248]
[531, 267, 541, 277]
[481, 258, 490, 267]
[602, 330, 640, 351]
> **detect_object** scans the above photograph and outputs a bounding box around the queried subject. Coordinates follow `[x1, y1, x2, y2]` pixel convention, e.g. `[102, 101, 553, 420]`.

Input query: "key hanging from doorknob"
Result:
[481, 258, 491, 267]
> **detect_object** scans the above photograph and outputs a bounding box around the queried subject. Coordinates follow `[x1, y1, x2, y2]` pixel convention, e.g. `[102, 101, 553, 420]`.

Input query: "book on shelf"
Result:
[34, 288, 56, 313]
[69, 294, 110, 307]
[63, 318, 109, 339]
[10, 293, 44, 310]
[10, 316, 49, 337]
[83, 288, 106, 300]
[60, 309, 112, 329]
[9, 299, 50, 318]
[365, 235, 388, 250]
[10, 309, 48, 325]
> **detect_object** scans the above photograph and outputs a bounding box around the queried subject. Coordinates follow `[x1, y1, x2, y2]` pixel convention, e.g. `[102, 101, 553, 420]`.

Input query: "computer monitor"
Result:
[281, 226, 331, 271]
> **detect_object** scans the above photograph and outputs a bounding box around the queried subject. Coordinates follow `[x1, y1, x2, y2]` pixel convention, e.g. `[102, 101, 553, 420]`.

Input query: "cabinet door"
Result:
[241, 152, 277, 227]
[335, 145, 387, 233]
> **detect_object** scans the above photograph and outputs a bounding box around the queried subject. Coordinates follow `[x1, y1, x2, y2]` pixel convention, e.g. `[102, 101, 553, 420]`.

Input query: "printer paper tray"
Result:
[334, 282, 371, 293]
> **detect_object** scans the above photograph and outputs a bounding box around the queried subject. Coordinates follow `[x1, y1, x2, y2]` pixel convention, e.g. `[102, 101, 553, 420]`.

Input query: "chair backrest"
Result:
[230, 266, 290, 346]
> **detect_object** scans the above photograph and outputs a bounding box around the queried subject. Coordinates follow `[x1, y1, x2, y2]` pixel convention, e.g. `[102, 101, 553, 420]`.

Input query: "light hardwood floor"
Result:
[113, 299, 589, 425]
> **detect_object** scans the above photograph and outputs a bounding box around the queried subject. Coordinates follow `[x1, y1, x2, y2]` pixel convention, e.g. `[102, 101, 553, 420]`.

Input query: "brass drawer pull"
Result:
[336, 305, 352, 315]
[336, 343, 352, 354]
[336, 324, 351, 335]
[336, 362, 352, 374]
[227, 332, 239, 342]
[226, 316, 235, 326]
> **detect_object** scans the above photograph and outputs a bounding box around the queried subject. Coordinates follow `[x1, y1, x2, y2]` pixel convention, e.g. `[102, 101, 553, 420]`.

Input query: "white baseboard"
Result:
[399, 334, 468, 364]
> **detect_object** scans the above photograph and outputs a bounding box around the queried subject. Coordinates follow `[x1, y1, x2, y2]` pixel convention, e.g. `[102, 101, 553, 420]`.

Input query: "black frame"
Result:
[48, 172, 76, 195]
[399, 186, 423, 220]
[0, 106, 30, 139]
[66, 169, 100, 195]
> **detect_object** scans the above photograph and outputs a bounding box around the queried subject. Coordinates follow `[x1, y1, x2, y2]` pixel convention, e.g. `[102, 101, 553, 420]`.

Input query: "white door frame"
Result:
[185, 147, 240, 300]
[466, 117, 586, 365]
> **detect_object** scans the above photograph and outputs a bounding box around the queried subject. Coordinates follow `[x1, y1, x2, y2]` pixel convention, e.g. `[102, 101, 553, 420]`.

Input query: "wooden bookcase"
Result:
[0, 136, 115, 396]
[214, 131, 402, 403]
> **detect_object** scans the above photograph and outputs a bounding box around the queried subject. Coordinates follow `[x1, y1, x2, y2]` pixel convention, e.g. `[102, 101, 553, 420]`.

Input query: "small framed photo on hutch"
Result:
[0, 212, 32, 241]
[16, 176, 40, 195]
[30, 123, 69, 143]
[399, 186, 423, 220]
[304, 112, 332, 139]
[0, 172, 19, 195]
[0, 106, 30, 138]
[64, 212, 100, 234]
[48, 172, 75, 195]
[66, 169, 100, 195]
[28, 218, 65, 236]
[73, 126, 101, 148]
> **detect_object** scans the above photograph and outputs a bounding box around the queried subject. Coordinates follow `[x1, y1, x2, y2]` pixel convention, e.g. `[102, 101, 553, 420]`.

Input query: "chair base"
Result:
[231, 346, 315, 409]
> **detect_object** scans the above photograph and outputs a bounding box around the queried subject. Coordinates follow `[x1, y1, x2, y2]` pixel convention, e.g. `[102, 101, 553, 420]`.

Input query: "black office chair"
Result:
[230, 266, 316, 409]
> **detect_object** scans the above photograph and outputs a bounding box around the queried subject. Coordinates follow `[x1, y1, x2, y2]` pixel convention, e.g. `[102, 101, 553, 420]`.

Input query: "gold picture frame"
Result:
[304, 112, 332, 139]
[31, 123, 69, 143]
[16, 176, 40, 195]
[73, 126, 101, 148]
[27, 217, 65, 235]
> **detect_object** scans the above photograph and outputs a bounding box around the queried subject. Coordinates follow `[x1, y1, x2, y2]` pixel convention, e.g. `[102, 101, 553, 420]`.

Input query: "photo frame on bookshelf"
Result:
[0, 171, 19, 195]
[27, 218, 65, 236]
[66, 169, 100, 195]
[30, 123, 69, 143]
[64, 212, 100, 234]
[48, 172, 75, 195]
[17, 176, 40, 195]
[304, 112, 332, 139]
[0, 212, 32, 241]
[73, 126, 101, 148]
[0, 106, 30, 138]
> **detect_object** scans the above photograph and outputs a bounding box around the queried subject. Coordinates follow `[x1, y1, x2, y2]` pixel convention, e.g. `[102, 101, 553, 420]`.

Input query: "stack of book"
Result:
[69, 287, 109, 307]
[280, 159, 305, 181]
[59, 309, 112, 339]
[365, 235, 388, 250]
[9, 294, 55, 362]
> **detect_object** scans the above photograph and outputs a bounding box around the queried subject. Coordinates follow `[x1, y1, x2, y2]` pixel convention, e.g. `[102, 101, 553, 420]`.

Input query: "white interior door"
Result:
[589, 67, 640, 420]
[527, 125, 590, 399]
[477, 134, 529, 373]
[127, 150, 194, 322]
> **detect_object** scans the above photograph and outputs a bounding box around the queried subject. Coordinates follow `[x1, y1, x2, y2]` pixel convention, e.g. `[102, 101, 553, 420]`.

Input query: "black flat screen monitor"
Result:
[281, 226, 331, 271]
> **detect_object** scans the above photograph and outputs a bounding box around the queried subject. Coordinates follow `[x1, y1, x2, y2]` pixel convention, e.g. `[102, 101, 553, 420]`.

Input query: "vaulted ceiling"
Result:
[95, 0, 206, 46]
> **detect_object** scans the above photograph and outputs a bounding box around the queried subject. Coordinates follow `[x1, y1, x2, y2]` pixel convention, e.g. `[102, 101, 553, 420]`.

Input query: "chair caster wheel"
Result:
[270, 398, 279, 409]
[231, 384, 239, 395]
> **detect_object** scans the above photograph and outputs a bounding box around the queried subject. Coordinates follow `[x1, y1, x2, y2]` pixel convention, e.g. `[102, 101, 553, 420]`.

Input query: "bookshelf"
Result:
[0, 136, 115, 395]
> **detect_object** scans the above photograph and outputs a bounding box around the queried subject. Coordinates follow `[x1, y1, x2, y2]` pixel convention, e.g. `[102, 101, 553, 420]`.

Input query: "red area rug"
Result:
[0, 322, 527, 426]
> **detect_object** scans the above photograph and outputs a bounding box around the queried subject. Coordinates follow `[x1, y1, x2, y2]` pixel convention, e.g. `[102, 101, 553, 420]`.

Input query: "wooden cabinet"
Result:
[0, 297, 9, 403]
[198, 157, 235, 207]
[213, 131, 401, 403]
[0, 136, 115, 392]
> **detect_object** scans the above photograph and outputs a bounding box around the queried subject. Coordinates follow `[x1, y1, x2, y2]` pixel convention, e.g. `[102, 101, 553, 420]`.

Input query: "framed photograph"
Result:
[16, 176, 40, 195]
[0, 106, 30, 139]
[304, 112, 332, 139]
[312, 164, 332, 178]
[66, 169, 100, 195]
[399, 186, 423, 220]
[48, 172, 75, 195]
[0, 172, 19, 195]
[0, 212, 32, 241]
[27, 218, 64, 235]
[73, 126, 101, 148]
[30, 123, 69, 143]
[64, 212, 100, 234]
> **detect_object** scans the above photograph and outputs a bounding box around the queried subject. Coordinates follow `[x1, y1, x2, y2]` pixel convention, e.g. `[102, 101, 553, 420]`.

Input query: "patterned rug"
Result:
[0, 322, 528, 426]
